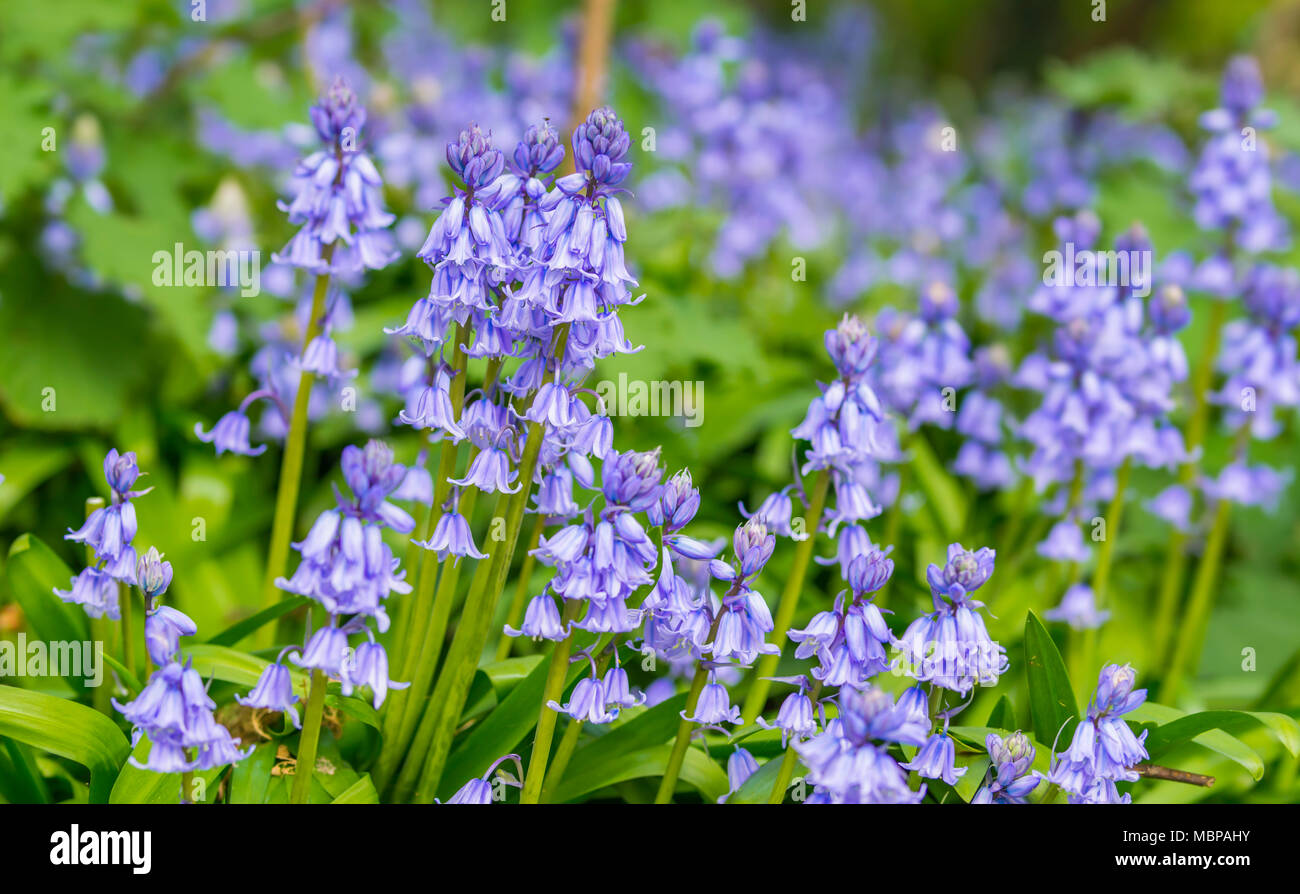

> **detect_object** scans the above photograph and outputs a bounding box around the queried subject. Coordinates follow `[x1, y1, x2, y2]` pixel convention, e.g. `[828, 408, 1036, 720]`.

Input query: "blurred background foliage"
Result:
[1, 0, 1299, 802]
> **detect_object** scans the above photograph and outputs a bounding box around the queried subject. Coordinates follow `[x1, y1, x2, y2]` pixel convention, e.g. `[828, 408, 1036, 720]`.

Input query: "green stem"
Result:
[519, 599, 583, 804]
[497, 513, 544, 661]
[1153, 298, 1228, 665]
[742, 468, 831, 723]
[1161, 497, 1232, 703]
[82, 498, 113, 714]
[262, 260, 334, 648]
[408, 328, 571, 803]
[290, 668, 328, 804]
[654, 660, 714, 804]
[377, 482, 481, 794]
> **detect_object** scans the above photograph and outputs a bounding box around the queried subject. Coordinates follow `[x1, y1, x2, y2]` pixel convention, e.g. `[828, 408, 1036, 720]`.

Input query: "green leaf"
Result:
[549, 694, 690, 801]
[1128, 702, 1300, 780]
[986, 694, 1015, 730]
[437, 642, 589, 801]
[205, 596, 311, 648]
[553, 743, 728, 803]
[0, 738, 52, 803]
[727, 754, 784, 804]
[0, 684, 129, 803]
[5, 534, 90, 648]
[229, 743, 278, 805]
[330, 774, 381, 804]
[1023, 611, 1078, 747]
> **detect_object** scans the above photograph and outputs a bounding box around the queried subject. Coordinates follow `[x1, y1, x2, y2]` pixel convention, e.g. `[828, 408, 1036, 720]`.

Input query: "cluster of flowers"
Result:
[58, 450, 148, 618]
[195, 77, 399, 459]
[60, 449, 247, 774]
[1047, 663, 1150, 804]
[244, 440, 418, 718]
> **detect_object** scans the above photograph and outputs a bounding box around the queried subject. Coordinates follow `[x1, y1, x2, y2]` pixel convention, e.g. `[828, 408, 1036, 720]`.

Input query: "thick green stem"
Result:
[742, 469, 831, 722]
[655, 662, 713, 804]
[262, 260, 334, 648]
[290, 669, 328, 804]
[497, 513, 544, 661]
[1153, 299, 1227, 664]
[1161, 498, 1232, 703]
[519, 599, 583, 804]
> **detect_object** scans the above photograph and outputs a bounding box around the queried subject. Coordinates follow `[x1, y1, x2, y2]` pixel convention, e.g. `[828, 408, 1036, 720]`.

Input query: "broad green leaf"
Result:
[986, 694, 1015, 730]
[0, 440, 72, 525]
[729, 754, 784, 804]
[952, 755, 992, 803]
[1023, 611, 1078, 747]
[0, 684, 129, 803]
[206, 596, 311, 648]
[229, 742, 278, 805]
[553, 743, 728, 803]
[186, 643, 307, 690]
[5, 534, 90, 648]
[330, 774, 381, 804]
[1129, 702, 1299, 781]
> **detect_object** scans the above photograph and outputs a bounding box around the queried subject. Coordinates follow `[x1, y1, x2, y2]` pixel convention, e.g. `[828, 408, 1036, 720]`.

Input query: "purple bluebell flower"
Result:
[504, 591, 568, 641]
[144, 604, 197, 667]
[548, 675, 618, 724]
[902, 730, 966, 786]
[1045, 583, 1110, 631]
[895, 543, 1007, 694]
[718, 746, 760, 803]
[413, 501, 487, 562]
[342, 640, 409, 709]
[195, 408, 267, 457]
[114, 660, 248, 775]
[796, 687, 928, 804]
[682, 675, 743, 729]
[236, 661, 302, 728]
[65, 449, 149, 577]
[757, 681, 818, 747]
[974, 731, 1040, 804]
[1048, 663, 1149, 804]
[54, 567, 120, 620]
[443, 754, 523, 805]
[274, 77, 398, 275]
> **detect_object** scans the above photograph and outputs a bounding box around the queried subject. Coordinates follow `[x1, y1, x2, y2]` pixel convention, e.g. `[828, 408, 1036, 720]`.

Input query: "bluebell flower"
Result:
[442, 754, 523, 804]
[548, 675, 618, 724]
[342, 640, 409, 709]
[902, 730, 966, 786]
[195, 408, 267, 457]
[55, 567, 120, 620]
[236, 660, 302, 728]
[1037, 519, 1091, 563]
[718, 746, 760, 803]
[974, 731, 1040, 804]
[895, 543, 1007, 694]
[1047, 663, 1149, 804]
[1044, 583, 1110, 631]
[682, 675, 743, 729]
[144, 604, 197, 667]
[114, 660, 248, 775]
[413, 502, 487, 562]
[66, 449, 149, 576]
[757, 681, 817, 747]
[795, 687, 928, 804]
[274, 77, 398, 275]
